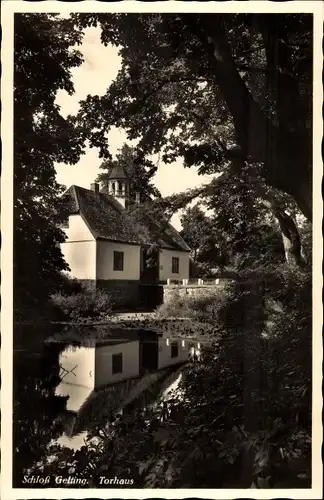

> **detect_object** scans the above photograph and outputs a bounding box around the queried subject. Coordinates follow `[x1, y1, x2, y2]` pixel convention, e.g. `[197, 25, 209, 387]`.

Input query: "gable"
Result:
[64, 214, 94, 242]
[62, 185, 143, 244]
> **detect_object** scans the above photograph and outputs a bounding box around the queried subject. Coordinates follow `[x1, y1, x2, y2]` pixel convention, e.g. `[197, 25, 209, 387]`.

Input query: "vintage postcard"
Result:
[1, 1, 323, 499]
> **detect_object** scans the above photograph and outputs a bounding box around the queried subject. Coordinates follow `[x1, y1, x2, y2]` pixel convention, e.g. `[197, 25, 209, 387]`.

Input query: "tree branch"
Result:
[183, 15, 312, 221]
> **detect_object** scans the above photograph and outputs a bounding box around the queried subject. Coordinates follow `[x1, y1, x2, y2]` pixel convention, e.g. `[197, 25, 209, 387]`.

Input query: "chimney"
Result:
[90, 182, 99, 193]
[135, 192, 141, 204]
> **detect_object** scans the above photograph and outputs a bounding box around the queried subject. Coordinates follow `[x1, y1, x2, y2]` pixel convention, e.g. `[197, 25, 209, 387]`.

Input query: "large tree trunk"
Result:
[256, 14, 310, 131]
[260, 196, 307, 267]
[186, 16, 312, 221]
[271, 208, 307, 267]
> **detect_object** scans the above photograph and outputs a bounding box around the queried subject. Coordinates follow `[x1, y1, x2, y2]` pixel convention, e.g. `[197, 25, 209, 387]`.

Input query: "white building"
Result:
[60, 165, 190, 308]
[55, 332, 191, 436]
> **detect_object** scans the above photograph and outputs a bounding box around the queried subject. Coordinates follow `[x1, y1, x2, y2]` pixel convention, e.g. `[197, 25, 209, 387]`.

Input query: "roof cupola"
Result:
[107, 164, 130, 209]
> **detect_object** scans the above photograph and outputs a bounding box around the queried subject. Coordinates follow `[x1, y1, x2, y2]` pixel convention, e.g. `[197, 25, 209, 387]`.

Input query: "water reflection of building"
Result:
[54, 330, 195, 437]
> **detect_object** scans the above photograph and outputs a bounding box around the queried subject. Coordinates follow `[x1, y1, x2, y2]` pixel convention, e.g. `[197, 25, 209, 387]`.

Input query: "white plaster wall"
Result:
[55, 383, 93, 413]
[64, 214, 94, 242]
[158, 338, 189, 370]
[61, 240, 96, 280]
[58, 347, 95, 389]
[60, 214, 96, 280]
[97, 241, 141, 280]
[94, 341, 140, 387]
[159, 249, 190, 282]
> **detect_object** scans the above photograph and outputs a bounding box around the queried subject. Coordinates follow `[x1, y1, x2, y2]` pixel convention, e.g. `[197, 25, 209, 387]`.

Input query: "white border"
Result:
[1, 1, 323, 499]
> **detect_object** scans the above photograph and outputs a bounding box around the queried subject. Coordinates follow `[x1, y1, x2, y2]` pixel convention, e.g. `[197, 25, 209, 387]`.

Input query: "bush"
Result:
[156, 285, 229, 321]
[156, 290, 192, 318]
[51, 286, 113, 322]
[56, 272, 84, 295]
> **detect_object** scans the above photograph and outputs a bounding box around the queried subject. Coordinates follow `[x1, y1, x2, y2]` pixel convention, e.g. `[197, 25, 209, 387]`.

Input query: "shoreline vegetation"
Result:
[15, 267, 311, 489]
[15, 276, 228, 330]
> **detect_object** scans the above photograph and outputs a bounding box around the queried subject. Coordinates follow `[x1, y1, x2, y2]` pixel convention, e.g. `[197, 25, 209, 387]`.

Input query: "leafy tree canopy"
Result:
[74, 13, 312, 221]
[180, 164, 289, 276]
[14, 14, 85, 315]
[180, 204, 214, 258]
[179, 204, 225, 275]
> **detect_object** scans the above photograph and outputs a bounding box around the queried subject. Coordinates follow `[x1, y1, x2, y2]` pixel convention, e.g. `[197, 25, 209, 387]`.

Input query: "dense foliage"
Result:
[179, 159, 304, 276]
[156, 285, 225, 320]
[51, 285, 113, 322]
[74, 12, 312, 221]
[14, 14, 85, 318]
[179, 204, 224, 275]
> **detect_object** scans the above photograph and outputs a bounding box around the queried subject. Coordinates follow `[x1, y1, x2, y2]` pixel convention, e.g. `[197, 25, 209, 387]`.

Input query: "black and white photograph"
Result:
[1, 1, 322, 498]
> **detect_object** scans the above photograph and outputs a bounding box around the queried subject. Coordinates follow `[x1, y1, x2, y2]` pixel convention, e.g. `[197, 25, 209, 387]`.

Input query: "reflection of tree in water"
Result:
[13, 339, 67, 486]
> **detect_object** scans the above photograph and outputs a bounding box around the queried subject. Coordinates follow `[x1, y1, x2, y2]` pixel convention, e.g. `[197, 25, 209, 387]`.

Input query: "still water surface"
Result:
[13, 324, 201, 487]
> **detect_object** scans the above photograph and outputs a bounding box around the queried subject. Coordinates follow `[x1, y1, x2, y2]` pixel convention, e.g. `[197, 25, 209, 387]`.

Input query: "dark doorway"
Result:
[140, 246, 159, 284]
[139, 284, 163, 310]
[139, 330, 159, 373]
[171, 341, 179, 359]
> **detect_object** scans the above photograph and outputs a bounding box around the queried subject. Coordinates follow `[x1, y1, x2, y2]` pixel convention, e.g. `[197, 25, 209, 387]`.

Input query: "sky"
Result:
[55, 26, 215, 229]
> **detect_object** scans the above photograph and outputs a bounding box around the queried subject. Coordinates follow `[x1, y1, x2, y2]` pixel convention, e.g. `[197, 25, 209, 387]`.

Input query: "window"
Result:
[171, 342, 179, 358]
[172, 256, 179, 274]
[113, 251, 124, 271]
[112, 353, 123, 374]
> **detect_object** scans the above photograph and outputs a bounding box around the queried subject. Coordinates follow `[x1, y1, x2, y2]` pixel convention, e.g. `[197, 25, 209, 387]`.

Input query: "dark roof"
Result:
[62, 185, 190, 251]
[64, 185, 143, 244]
[108, 164, 128, 180]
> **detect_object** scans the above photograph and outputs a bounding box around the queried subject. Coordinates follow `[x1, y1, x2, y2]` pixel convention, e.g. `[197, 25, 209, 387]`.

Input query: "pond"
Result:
[13, 323, 201, 488]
